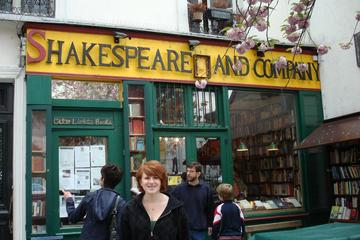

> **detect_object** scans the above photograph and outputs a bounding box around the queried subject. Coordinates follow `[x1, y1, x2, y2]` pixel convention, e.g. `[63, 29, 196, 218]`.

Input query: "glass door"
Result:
[50, 129, 122, 234]
[154, 132, 228, 193]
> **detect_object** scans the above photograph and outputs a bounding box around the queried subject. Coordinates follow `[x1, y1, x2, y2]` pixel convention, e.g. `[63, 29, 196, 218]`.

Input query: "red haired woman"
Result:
[120, 160, 189, 240]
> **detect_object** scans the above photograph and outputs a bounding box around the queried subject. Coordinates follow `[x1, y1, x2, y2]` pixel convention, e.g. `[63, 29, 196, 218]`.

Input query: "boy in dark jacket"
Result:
[212, 183, 245, 240]
[62, 164, 125, 240]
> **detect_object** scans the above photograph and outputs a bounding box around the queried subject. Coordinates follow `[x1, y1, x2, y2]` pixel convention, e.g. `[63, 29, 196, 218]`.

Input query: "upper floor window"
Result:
[0, 0, 55, 17]
[188, 0, 233, 35]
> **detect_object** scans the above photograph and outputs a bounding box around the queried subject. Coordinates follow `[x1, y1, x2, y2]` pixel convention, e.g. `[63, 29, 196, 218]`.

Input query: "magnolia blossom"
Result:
[291, 46, 302, 55]
[226, 27, 245, 41]
[275, 56, 288, 70]
[195, 79, 207, 89]
[232, 60, 243, 72]
[356, 12, 360, 21]
[297, 63, 308, 72]
[287, 32, 300, 43]
[317, 44, 329, 55]
[256, 20, 267, 32]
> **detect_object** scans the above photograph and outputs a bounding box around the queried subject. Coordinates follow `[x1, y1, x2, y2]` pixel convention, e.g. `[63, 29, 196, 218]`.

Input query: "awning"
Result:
[295, 114, 360, 150]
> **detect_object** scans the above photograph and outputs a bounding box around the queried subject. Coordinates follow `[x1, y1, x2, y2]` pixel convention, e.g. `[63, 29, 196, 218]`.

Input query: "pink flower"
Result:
[297, 19, 309, 29]
[339, 43, 352, 50]
[256, 20, 267, 32]
[247, 0, 258, 5]
[195, 79, 207, 89]
[291, 46, 302, 55]
[288, 15, 300, 25]
[317, 44, 329, 55]
[297, 63, 308, 72]
[258, 0, 272, 3]
[232, 60, 243, 72]
[287, 33, 300, 43]
[226, 27, 245, 41]
[235, 43, 249, 54]
[244, 38, 256, 49]
[356, 12, 360, 21]
[275, 56, 287, 70]
[258, 42, 270, 52]
[284, 25, 297, 34]
[292, 3, 305, 13]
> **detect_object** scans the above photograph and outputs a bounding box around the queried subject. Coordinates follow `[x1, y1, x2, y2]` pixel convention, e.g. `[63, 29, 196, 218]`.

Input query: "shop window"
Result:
[58, 136, 108, 228]
[196, 137, 222, 191]
[193, 87, 217, 125]
[159, 136, 186, 180]
[31, 111, 47, 234]
[229, 90, 303, 212]
[52, 80, 121, 101]
[156, 83, 185, 125]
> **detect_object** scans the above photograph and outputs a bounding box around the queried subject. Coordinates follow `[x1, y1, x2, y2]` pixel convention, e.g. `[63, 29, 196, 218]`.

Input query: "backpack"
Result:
[109, 195, 121, 240]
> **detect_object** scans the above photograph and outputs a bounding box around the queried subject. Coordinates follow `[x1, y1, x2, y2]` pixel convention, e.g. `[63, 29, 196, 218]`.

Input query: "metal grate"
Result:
[156, 83, 185, 126]
[193, 87, 217, 125]
[0, 0, 55, 17]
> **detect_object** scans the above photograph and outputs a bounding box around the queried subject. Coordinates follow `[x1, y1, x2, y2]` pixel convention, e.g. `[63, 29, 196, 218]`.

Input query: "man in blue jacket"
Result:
[62, 164, 125, 240]
[172, 162, 214, 240]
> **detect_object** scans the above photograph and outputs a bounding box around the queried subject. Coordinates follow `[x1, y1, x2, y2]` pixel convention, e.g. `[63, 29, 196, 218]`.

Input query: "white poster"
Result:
[59, 196, 68, 218]
[59, 147, 75, 190]
[90, 145, 106, 167]
[75, 146, 90, 168]
[74, 168, 91, 190]
[91, 167, 102, 190]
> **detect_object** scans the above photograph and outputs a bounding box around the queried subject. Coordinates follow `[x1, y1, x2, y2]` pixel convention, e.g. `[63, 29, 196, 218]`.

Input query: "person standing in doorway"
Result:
[172, 162, 214, 240]
[120, 160, 189, 240]
[62, 164, 125, 240]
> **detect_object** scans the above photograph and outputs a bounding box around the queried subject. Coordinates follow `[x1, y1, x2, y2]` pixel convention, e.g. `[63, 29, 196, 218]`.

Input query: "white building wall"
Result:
[0, 21, 25, 240]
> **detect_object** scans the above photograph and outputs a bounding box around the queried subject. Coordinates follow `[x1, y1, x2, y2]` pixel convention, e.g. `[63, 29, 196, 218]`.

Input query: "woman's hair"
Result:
[136, 160, 168, 193]
[101, 164, 123, 189]
[216, 183, 234, 201]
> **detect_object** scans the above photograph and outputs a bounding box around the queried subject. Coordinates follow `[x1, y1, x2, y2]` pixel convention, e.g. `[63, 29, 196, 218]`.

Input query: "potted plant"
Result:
[188, 2, 207, 21]
[212, 0, 230, 9]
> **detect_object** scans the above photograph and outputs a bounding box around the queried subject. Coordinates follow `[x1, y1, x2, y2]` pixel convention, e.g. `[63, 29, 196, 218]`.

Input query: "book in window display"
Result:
[130, 119, 145, 134]
[32, 177, 46, 194]
[32, 156, 46, 173]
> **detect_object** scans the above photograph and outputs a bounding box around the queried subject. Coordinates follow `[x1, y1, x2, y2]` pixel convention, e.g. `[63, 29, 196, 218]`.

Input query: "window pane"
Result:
[52, 80, 121, 101]
[196, 137, 221, 192]
[31, 111, 47, 234]
[159, 137, 186, 179]
[193, 88, 217, 125]
[156, 83, 185, 125]
[229, 90, 302, 211]
[58, 136, 108, 228]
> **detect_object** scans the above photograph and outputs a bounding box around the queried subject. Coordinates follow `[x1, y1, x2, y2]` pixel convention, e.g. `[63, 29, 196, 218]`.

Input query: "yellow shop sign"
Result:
[26, 28, 320, 90]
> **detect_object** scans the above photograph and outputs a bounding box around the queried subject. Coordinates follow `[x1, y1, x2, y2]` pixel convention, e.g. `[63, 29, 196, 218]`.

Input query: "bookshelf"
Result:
[231, 95, 302, 211]
[329, 142, 360, 222]
[128, 85, 146, 190]
[31, 111, 47, 234]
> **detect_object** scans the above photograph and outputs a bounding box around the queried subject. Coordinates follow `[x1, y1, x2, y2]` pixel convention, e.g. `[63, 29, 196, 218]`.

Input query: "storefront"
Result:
[24, 23, 325, 239]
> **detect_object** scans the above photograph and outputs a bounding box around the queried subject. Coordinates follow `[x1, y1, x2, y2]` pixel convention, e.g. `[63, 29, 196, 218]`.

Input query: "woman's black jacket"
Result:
[120, 192, 190, 240]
